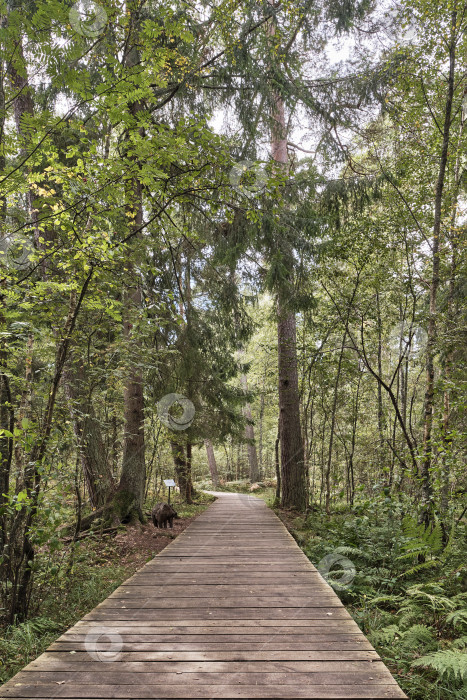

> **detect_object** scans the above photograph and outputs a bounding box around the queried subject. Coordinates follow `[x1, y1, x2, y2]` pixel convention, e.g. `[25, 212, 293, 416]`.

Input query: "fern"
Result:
[404, 584, 457, 612]
[397, 558, 440, 578]
[369, 624, 400, 646]
[399, 515, 444, 562]
[451, 637, 467, 650]
[369, 594, 403, 607]
[446, 609, 467, 631]
[399, 624, 437, 652]
[412, 649, 467, 682]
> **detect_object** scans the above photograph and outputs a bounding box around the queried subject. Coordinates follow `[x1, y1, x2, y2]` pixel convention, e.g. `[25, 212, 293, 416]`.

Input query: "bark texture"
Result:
[65, 361, 115, 508]
[240, 374, 260, 483]
[205, 439, 220, 487]
[277, 303, 307, 510]
[421, 11, 456, 523]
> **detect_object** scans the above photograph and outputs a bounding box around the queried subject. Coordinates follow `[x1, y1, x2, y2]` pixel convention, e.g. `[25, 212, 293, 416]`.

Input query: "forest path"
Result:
[0, 493, 406, 699]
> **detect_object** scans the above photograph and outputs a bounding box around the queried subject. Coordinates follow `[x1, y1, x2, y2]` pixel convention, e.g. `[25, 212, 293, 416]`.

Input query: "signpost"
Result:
[164, 478, 176, 505]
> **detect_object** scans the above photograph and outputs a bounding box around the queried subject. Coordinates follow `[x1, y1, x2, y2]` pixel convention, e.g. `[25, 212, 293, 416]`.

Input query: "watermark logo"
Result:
[69, 1, 108, 38]
[317, 551, 356, 591]
[388, 323, 427, 360]
[0, 233, 33, 269]
[229, 160, 268, 197]
[157, 393, 195, 431]
[84, 626, 123, 662]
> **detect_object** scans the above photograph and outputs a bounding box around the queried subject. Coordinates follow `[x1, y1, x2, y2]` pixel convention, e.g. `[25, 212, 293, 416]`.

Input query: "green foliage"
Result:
[412, 650, 467, 683]
[284, 497, 467, 699]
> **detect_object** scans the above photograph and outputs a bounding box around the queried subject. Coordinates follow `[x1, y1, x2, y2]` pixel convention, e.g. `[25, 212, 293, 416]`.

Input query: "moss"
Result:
[112, 490, 137, 522]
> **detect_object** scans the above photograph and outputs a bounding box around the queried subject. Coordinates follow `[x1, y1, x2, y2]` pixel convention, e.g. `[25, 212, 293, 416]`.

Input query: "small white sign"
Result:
[164, 479, 176, 487]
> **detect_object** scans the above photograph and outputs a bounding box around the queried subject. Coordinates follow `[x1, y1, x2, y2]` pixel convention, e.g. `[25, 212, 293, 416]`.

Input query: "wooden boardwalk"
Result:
[0, 493, 407, 699]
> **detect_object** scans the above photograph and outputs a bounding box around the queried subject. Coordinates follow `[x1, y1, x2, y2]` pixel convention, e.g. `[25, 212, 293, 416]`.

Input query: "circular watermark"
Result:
[0, 233, 33, 269]
[384, 6, 417, 45]
[229, 160, 268, 197]
[388, 323, 427, 360]
[84, 626, 123, 662]
[69, 0, 108, 38]
[317, 551, 356, 591]
[157, 393, 195, 431]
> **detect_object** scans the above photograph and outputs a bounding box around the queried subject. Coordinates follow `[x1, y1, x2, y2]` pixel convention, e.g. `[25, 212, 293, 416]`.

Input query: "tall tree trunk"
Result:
[376, 292, 385, 457]
[171, 440, 192, 504]
[116, 27, 146, 521]
[274, 419, 281, 501]
[0, 31, 13, 566]
[65, 360, 115, 508]
[205, 439, 219, 488]
[348, 374, 360, 506]
[240, 374, 260, 482]
[269, 56, 306, 510]
[118, 267, 146, 519]
[421, 11, 456, 524]
[259, 384, 265, 474]
[324, 329, 347, 515]
[277, 303, 306, 509]
[440, 111, 464, 519]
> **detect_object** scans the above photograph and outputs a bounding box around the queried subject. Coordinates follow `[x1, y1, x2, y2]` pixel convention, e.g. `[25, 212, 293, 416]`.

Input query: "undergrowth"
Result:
[278, 494, 467, 700]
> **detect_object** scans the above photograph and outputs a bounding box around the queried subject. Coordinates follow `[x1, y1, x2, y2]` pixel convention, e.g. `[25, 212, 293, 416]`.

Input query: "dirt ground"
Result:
[110, 513, 200, 572]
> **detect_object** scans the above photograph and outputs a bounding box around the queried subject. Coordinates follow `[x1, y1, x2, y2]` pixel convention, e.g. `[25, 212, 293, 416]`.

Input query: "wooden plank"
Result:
[26, 650, 382, 663]
[73, 618, 355, 628]
[26, 657, 383, 671]
[11, 669, 396, 683]
[99, 598, 342, 608]
[0, 684, 407, 698]
[56, 633, 366, 644]
[68, 622, 362, 634]
[108, 586, 331, 596]
[82, 608, 354, 620]
[49, 639, 375, 651]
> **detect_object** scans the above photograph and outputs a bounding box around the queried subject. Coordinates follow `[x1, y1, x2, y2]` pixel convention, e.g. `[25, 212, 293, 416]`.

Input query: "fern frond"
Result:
[369, 595, 403, 607]
[369, 624, 400, 646]
[446, 609, 467, 630]
[411, 649, 467, 681]
[398, 559, 440, 578]
[400, 516, 444, 559]
[451, 637, 467, 650]
[405, 584, 456, 612]
[399, 624, 436, 651]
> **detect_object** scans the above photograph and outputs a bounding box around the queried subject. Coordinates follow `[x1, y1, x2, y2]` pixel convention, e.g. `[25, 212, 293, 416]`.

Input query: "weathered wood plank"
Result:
[9, 669, 396, 684]
[82, 608, 353, 620]
[25, 658, 383, 671]
[0, 684, 407, 698]
[98, 598, 342, 608]
[49, 639, 375, 651]
[67, 622, 362, 634]
[26, 650, 382, 663]
[54, 633, 367, 644]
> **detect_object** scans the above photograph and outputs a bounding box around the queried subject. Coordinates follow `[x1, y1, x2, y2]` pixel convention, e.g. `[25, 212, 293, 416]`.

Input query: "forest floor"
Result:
[0, 494, 215, 684]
